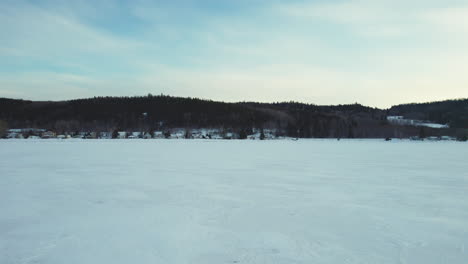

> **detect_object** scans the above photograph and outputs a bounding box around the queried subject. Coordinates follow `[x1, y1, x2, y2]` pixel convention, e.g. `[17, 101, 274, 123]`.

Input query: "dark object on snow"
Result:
[260, 133, 265, 140]
[385, 137, 392, 141]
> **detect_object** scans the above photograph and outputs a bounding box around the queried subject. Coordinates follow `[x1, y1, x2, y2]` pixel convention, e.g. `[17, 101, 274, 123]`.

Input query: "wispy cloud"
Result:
[420, 7, 468, 33]
[0, 3, 143, 54]
[0, 0, 467, 107]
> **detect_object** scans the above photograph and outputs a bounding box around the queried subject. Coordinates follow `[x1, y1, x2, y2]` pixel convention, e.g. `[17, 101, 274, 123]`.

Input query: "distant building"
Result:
[8, 128, 46, 134]
[118, 132, 127, 139]
[173, 131, 184, 139]
[7, 132, 18, 138]
[41, 131, 56, 139]
[7, 128, 46, 139]
[7, 132, 23, 139]
[387, 116, 404, 121]
[131, 132, 142, 138]
[441, 136, 455, 141]
[153, 131, 164, 138]
[83, 132, 97, 139]
[99, 132, 112, 139]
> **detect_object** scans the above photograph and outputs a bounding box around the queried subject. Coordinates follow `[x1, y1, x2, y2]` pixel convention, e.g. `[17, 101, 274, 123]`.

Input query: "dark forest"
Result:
[1, 95, 467, 139]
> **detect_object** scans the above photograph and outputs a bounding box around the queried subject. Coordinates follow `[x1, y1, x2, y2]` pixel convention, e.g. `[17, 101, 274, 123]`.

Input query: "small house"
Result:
[118, 132, 127, 139]
[153, 131, 164, 138]
[41, 131, 56, 139]
[99, 132, 112, 139]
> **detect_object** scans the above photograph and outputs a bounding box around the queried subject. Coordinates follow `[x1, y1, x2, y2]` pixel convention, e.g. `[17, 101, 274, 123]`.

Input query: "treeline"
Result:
[0, 95, 467, 138]
[389, 98, 468, 128]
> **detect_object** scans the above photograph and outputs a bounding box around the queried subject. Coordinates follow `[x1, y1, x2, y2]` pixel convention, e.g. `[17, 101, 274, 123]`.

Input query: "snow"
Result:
[387, 116, 449, 128]
[418, 123, 449, 129]
[1, 139, 467, 264]
[387, 116, 404, 120]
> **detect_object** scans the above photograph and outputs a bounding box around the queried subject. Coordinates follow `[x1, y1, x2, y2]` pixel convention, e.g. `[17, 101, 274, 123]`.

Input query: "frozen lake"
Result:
[1, 139, 467, 264]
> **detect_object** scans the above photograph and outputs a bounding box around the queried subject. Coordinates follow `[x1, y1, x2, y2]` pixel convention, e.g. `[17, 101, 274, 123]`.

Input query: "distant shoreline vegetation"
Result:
[0, 95, 467, 140]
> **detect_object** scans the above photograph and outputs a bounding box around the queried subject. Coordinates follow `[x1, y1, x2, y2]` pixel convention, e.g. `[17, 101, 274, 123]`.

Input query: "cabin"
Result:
[7, 132, 23, 139]
[7, 128, 46, 139]
[83, 132, 97, 139]
[441, 136, 455, 141]
[41, 131, 56, 139]
[153, 131, 164, 138]
[99, 132, 112, 139]
[131, 132, 142, 138]
[142, 132, 153, 139]
[118, 132, 127, 139]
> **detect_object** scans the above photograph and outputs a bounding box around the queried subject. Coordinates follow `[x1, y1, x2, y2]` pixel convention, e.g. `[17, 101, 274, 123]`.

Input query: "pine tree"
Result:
[238, 129, 247, 139]
[112, 129, 119, 139]
[0, 120, 7, 138]
[260, 128, 266, 140]
[184, 129, 192, 139]
[418, 127, 426, 139]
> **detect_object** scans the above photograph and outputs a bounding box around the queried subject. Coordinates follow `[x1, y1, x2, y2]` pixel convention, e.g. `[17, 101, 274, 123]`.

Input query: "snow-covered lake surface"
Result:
[1, 139, 467, 264]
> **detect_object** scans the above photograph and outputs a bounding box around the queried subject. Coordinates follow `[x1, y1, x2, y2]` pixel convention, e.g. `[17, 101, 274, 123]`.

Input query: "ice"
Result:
[1, 139, 467, 263]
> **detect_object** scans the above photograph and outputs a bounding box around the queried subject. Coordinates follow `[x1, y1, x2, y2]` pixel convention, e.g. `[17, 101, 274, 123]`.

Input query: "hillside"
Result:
[388, 99, 468, 128]
[1, 95, 467, 138]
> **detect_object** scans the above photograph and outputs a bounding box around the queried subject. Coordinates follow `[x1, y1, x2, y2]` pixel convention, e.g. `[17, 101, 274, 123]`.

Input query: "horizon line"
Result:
[1, 94, 467, 110]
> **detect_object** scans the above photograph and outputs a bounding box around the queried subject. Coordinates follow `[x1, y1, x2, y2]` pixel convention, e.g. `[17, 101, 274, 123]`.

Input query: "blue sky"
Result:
[1, 0, 468, 107]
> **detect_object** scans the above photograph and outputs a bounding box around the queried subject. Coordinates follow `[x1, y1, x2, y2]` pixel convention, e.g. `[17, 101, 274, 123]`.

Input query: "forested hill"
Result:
[0, 95, 467, 138]
[389, 99, 468, 128]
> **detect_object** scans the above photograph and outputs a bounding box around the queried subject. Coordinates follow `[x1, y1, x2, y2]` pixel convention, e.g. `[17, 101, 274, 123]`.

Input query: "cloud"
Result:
[0, 0, 468, 107]
[273, 0, 468, 39]
[277, 1, 387, 23]
[420, 7, 468, 33]
[272, 0, 411, 37]
[0, 1, 149, 77]
[1, 3, 142, 52]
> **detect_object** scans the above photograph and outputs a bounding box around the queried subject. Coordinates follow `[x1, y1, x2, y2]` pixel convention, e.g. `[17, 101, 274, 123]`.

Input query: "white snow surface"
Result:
[1, 139, 467, 264]
[386, 116, 449, 129]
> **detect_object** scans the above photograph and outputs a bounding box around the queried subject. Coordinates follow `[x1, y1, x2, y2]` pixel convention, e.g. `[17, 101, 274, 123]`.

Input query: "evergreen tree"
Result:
[238, 129, 247, 139]
[260, 129, 266, 140]
[184, 129, 192, 139]
[418, 127, 426, 139]
[457, 134, 467, 142]
[112, 129, 119, 139]
[0, 120, 7, 138]
[1, 96, 466, 139]
[347, 125, 354, 138]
